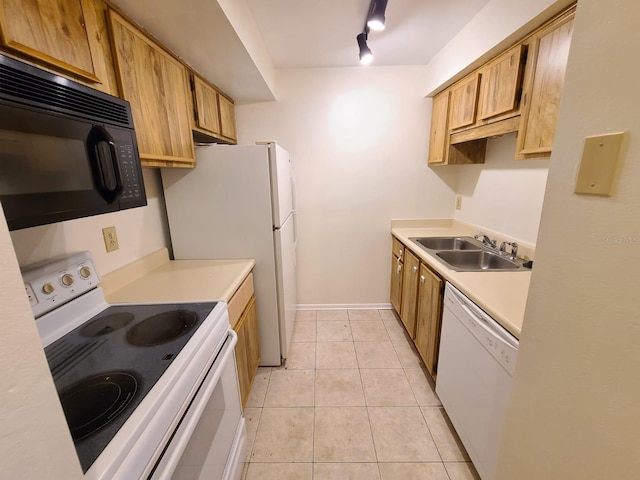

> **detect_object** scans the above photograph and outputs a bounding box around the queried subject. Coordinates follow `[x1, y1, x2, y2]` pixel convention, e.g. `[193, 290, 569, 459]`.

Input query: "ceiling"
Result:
[111, 0, 491, 102]
[246, 0, 490, 68]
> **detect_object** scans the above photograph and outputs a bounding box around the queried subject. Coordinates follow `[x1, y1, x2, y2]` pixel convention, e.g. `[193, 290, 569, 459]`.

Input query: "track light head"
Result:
[357, 33, 373, 65]
[367, 0, 388, 31]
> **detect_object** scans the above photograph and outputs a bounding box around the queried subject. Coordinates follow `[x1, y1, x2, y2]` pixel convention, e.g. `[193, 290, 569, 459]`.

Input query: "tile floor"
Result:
[240, 309, 481, 480]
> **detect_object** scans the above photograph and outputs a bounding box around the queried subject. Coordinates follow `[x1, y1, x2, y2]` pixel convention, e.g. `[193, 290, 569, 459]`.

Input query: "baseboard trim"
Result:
[297, 303, 392, 310]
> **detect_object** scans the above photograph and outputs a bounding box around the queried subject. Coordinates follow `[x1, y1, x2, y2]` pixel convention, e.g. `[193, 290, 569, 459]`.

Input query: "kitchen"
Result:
[1, 0, 639, 479]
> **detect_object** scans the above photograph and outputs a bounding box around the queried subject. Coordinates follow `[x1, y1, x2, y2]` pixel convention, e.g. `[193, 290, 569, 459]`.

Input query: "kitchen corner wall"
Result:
[452, 133, 550, 245]
[236, 67, 456, 306]
[9, 169, 171, 274]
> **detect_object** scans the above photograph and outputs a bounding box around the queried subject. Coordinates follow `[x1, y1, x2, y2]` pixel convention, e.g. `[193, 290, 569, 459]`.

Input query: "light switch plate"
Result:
[575, 132, 625, 196]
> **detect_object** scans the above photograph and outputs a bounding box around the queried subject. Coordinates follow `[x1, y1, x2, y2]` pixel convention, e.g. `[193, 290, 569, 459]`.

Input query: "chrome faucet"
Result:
[474, 232, 497, 249]
[499, 241, 519, 260]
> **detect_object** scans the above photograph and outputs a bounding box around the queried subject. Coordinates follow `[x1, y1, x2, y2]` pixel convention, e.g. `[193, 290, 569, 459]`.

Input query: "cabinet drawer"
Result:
[228, 272, 254, 328]
[392, 237, 405, 261]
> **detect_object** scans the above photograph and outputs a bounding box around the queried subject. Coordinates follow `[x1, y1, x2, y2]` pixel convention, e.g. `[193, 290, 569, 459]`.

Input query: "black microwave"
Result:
[0, 54, 147, 231]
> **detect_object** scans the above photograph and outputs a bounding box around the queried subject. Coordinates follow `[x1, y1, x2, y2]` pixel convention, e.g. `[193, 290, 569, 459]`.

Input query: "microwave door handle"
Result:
[92, 126, 124, 204]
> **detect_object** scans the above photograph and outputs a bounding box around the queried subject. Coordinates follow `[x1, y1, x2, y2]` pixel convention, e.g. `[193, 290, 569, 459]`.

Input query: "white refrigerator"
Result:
[161, 142, 297, 366]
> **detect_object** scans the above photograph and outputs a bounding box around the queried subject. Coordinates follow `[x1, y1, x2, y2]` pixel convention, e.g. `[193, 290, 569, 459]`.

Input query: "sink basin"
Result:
[411, 236, 482, 251]
[436, 250, 522, 272]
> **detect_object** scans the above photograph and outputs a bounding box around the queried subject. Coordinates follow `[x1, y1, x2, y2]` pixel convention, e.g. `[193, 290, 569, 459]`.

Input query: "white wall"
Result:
[9, 168, 171, 273]
[236, 67, 456, 306]
[496, 1, 640, 478]
[0, 207, 83, 479]
[452, 133, 550, 244]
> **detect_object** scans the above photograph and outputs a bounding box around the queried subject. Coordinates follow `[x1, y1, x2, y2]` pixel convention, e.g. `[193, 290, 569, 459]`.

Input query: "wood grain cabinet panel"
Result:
[428, 91, 450, 166]
[235, 295, 260, 408]
[516, 11, 575, 158]
[0, 0, 100, 82]
[400, 249, 420, 338]
[414, 264, 443, 377]
[108, 9, 195, 168]
[218, 94, 237, 143]
[192, 74, 221, 136]
[477, 44, 526, 121]
[449, 74, 480, 130]
[390, 239, 404, 314]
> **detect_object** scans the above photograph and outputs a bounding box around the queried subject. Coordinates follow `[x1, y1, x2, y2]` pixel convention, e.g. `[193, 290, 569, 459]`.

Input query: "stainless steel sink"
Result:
[436, 250, 522, 272]
[411, 236, 482, 251]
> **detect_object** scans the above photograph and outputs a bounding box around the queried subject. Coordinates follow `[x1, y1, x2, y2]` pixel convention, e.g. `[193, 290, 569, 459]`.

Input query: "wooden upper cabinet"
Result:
[477, 44, 526, 121]
[218, 94, 237, 143]
[428, 91, 450, 166]
[108, 9, 195, 168]
[516, 10, 575, 159]
[449, 74, 480, 130]
[192, 74, 221, 136]
[0, 0, 100, 82]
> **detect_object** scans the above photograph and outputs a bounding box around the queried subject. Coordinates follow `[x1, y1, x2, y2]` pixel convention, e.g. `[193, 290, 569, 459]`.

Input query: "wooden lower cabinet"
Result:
[234, 296, 260, 407]
[399, 249, 420, 338]
[415, 264, 444, 377]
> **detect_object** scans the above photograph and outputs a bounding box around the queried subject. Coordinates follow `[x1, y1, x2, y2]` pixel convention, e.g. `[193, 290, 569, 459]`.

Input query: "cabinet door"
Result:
[400, 249, 420, 338]
[427, 91, 450, 166]
[245, 296, 261, 383]
[516, 12, 574, 158]
[0, 0, 99, 82]
[192, 74, 221, 136]
[234, 314, 251, 407]
[218, 94, 237, 143]
[390, 254, 403, 314]
[449, 74, 480, 130]
[108, 10, 195, 168]
[477, 44, 526, 121]
[415, 264, 443, 377]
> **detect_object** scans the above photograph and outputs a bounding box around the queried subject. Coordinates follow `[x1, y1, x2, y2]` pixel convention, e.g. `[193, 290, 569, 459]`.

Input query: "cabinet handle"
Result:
[412, 266, 418, 273]
[420, 275, 425, 283]
[397, 263, 402, 274]
[398, 249, 403, 258]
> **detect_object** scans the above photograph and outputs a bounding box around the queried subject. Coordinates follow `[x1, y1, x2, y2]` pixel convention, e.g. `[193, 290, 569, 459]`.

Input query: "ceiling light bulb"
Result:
[367, 17, 385, 31]
[357, 33, 373, 65]
[367, 0, 387, 31]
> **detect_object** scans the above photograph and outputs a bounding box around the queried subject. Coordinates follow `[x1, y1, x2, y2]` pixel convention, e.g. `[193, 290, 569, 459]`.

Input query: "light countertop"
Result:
[102, 248, 255, 304]
[391, 219, 534, 338]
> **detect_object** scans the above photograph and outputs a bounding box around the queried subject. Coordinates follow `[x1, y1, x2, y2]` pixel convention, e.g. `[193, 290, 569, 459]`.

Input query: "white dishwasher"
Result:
[436, 283, 518, 480]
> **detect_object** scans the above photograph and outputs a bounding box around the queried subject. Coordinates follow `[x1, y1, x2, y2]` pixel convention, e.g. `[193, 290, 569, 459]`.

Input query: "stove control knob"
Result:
[61, 274, 74, 287]
[79, 266, 92, 279]
[42, 283, 55, 295]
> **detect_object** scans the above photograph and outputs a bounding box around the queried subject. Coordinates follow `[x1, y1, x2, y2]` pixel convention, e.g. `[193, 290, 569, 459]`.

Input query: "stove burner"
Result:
[60, 372, 138, 442]
[126, 310, 198, 346]
[79, 313, 134, 337]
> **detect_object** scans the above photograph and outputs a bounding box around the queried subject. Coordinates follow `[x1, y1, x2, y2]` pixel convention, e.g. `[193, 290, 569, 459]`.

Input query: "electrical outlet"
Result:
[102, 226, 119, 253]
[455, 195, 462, 210]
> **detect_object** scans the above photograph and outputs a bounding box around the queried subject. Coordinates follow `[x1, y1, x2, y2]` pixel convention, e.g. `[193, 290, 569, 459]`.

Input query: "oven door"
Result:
[150, 329, 245, 480]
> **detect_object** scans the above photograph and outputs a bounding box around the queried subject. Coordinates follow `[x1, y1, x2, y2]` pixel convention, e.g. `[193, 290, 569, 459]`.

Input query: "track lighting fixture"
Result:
[357, 32, 373, 65]
[356, 0, 389, 65]
[367, 0, 388, 31]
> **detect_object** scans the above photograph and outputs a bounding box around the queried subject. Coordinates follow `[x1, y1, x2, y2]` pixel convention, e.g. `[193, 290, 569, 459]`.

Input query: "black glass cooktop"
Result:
[44, 301, 217, 473]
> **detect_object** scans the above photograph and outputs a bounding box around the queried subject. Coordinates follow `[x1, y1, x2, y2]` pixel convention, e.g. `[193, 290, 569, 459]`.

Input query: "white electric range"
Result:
[22, 252, 246, 480]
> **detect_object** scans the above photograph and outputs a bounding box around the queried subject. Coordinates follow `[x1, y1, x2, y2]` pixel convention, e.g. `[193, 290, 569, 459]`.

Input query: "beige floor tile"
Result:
[314, 407, 377, 462]
[315, 369, 365, 406]
[251, 407, 314, 462]
[360, 369, 417, 406]
[241, 461, 249, 480]
[378, 463, 449, 480]
[245, 463, 313, 480]
[314, 463, 381, 480]
[264, 369, 314, 407]
[355, 342, 401, 369]
[368, 407, 441, 462]
[350, 320, 391, 342]
[404, 368, 441, 406]
[291, 321, 316, 342]
[348, 309, 382, 321]
[392, 337, 425, 368]
[243, 408, 262, 462]
[444, 462, 481, 480]
[285, 342, 316, 370]
[316, 342, 358, 369]
[317, 309, 349, 321]
[422, 407, 470, 461]
[295, 310, 317, 321]
[317, 320, 353, 342]
[245, 368, 271, 408]
[383, 318, 412, 342]
[378, 309, 398, 321]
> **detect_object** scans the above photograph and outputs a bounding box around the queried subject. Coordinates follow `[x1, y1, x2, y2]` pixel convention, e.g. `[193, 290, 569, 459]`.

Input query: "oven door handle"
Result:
[153, 329, 238, 480]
